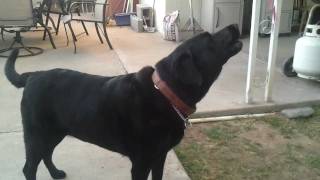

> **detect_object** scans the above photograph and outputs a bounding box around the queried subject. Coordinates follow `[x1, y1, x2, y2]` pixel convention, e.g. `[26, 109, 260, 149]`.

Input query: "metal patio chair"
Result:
[63, 0, 113, 53]
[0, 0, 56, 57]
[42, 0, 67, 36]
[42, 0, 89, 37]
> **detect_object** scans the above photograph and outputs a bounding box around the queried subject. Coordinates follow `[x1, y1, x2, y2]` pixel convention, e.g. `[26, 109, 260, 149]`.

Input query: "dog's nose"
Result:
[229, 24, 239, 30]
[228, 24, 240, 41]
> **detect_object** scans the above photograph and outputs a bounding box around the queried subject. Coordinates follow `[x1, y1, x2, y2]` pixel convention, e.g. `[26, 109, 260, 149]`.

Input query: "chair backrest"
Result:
[47, 0, 64, 14]
[0, 0, 35, 27]
[95, 0, 108, 22]
[33, 0, 43, 8]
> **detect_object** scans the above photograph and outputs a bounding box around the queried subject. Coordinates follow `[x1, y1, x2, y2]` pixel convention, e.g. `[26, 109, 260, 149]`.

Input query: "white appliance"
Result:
[259, 0, 294, 35]
[201, 0, 244, 34]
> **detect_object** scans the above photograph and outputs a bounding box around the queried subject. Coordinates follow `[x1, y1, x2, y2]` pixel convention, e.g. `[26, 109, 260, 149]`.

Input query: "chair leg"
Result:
[20, 41, 36, 55]
[8, 38, 16, 49]
[95, 23, 103, 44]
[39, 22, 56, 49]
[0, 38, 16, 55]
[67, 22, 77, 42]
[56, 14, 62, 35]
[81, 21, 89, 35]
[48, 16, 57, 33]
[102, 23, 113, 50]
[43, 0, 55, 40]
[63, 23, 69, 46]
[1, 28, 4, 41]
[43, 12, 50, 40]
[0, 32, 43, 57]
[76, 9, 89, 36]
[67, 22, 77, 53]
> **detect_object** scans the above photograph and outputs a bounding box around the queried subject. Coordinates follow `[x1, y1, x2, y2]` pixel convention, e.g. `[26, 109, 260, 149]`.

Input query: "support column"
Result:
[245, 0, 261, 104]
[265, 0, 283, 102]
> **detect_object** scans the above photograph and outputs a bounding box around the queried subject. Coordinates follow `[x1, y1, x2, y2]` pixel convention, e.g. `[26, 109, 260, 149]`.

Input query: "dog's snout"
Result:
[228, 24, 240, 41]
[211, 24, 240, 44]
[229, 24, 239, 31]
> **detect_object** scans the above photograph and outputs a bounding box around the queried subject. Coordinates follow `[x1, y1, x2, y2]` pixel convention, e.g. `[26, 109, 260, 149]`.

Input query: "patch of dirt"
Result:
[183, 124, 211, 144]
[239, 121, 288, 150]
[292, 134, 320, 154]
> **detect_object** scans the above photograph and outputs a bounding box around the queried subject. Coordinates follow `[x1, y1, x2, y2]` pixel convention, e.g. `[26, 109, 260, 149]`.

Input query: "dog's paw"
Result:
[51, 170, 66, 179]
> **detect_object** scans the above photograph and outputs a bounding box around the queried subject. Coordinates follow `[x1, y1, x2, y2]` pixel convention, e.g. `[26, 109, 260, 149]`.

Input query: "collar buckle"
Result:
[172, 105, 192, 128]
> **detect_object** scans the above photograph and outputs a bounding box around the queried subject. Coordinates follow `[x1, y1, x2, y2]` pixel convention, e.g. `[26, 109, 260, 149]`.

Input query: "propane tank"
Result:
[293, 5, 320, 80]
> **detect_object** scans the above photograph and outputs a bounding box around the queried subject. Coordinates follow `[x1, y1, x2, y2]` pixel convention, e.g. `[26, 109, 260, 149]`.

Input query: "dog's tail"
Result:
[5, 49, 31, 88]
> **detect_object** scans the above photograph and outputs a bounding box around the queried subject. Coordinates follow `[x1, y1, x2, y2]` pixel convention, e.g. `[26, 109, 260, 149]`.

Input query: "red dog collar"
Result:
[152, 70, 196, 117]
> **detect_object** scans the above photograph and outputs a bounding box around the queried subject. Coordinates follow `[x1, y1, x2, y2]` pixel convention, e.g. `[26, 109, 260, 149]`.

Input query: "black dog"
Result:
[5, 24, 242, 180]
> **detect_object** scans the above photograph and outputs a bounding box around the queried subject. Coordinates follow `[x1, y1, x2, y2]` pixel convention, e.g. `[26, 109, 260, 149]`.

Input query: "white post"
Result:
[123, 0, 127, 13]
[130, 0, 134, 13]
[245, 0, 261, 104]
[125, 0, 133, 13]
[189, 0, 195, 35]
[265, 0, 283, 102]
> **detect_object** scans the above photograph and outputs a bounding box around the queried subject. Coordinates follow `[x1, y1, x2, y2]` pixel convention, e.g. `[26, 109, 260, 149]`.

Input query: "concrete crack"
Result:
[113, 49, 129, 74]
[0, 130, 22, 134]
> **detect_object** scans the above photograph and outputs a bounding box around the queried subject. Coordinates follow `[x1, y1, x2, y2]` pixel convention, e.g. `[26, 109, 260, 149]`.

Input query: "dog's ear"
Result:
[173, 50, 203, 86]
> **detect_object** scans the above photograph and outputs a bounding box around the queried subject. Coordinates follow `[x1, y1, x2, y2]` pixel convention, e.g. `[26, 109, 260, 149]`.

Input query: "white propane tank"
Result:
[292, 5, 320, 80]
[293, 37, 320, 79]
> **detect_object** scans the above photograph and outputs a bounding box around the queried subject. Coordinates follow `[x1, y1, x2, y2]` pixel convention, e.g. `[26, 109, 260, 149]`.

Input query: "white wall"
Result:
[166, 0, 201, 26]
[140, 0, 202, 35]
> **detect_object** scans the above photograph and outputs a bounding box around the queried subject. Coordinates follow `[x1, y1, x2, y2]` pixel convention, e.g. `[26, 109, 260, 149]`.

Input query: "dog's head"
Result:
[155, 24, 243, 106]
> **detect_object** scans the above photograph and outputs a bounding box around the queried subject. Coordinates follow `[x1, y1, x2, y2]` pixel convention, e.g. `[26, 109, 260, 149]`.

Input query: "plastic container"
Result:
[115, 13, 135, 26]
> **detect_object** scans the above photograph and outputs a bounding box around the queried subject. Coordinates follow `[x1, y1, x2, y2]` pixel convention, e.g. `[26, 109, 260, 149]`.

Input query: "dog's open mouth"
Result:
[228, 25, 242, 47]
[231, 40, 243, 50]
[227, 39, 243, 58]
[211, 24, 243, 57]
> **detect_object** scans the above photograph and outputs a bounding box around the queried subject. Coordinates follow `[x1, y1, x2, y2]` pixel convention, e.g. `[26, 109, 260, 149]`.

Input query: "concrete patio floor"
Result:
[1, 21, 320, 180]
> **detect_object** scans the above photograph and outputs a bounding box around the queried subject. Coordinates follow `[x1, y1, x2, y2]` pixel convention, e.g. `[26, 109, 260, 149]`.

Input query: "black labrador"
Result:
[5, 24, 242, 180]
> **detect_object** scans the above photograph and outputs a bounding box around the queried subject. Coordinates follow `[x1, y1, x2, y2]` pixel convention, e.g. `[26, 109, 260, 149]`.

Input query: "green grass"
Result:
[242, 139, 263, 155]
[176, 106, 320, 180]
[294, 106, 320, 140]
[285, 144, 303, 165]
[175, 143, 210, 180]
[262, 116, 295, 138]
[306, 155, 320, 170]
[205, 127, 236, 141]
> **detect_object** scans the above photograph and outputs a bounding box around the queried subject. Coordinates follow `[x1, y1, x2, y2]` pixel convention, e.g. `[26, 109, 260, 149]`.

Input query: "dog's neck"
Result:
[152, 70, 196, 117]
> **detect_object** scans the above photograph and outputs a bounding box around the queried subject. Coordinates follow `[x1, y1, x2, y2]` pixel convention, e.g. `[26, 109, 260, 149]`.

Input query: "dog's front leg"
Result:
[131, 160, 152, 180]
[151, 152, 167, 180]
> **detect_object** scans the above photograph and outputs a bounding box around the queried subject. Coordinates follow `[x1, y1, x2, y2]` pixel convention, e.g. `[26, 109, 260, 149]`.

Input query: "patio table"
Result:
[40, 0, 67, 39]
[41, 0, 92, 38]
